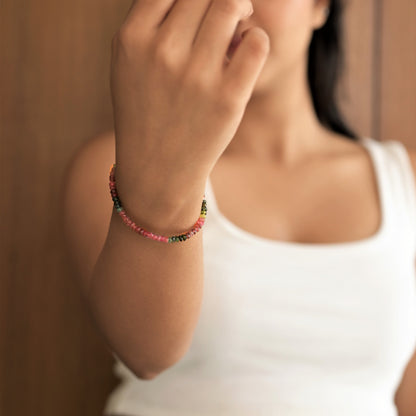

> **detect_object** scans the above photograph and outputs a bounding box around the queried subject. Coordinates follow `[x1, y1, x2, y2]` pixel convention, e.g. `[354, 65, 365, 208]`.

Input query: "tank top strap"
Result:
[369, 137, 416, 256]
[204, 137, 416, 255]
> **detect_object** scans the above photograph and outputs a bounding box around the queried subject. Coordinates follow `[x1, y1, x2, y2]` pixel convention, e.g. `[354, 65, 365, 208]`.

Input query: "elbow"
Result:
[134, 361, 174, 381]
[110, 330, 194, 381]
[137, 369, 161, 380]
[131, 347, 189, 381]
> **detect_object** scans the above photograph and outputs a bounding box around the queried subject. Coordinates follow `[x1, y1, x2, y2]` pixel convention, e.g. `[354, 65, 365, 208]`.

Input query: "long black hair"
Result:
[308, 0, 359, 141]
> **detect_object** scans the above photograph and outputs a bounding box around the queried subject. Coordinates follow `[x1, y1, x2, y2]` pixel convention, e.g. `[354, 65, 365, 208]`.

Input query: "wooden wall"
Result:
[379, 0, 416, 144]
[1, 1, 415, 415]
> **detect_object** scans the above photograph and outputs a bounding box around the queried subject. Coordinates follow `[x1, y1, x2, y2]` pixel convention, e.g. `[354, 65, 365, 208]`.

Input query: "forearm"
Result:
[86, 187, 205, 379]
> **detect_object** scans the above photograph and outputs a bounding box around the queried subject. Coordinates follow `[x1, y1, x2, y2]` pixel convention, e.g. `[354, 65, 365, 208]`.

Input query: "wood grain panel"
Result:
[0, 0, 132, 415]
[338, 0, 376, 139]
[379, 0, 416, 145]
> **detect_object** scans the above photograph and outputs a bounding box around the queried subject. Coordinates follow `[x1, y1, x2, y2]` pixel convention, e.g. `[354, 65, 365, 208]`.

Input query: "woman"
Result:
[62, 0, 416, 414]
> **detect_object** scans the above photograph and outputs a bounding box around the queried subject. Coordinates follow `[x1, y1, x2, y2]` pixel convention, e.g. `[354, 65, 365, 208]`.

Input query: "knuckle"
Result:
[151, 38, 178, 69]
[116, 24, 145, 48]
[214, 0, 246, 16]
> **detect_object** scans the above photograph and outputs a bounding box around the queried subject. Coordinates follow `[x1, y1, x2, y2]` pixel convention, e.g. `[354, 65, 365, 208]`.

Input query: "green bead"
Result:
[116, 207, 123, 213]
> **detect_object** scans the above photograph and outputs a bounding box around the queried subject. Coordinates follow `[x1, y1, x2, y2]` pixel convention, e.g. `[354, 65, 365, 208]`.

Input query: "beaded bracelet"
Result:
[109, 163, 207, 243]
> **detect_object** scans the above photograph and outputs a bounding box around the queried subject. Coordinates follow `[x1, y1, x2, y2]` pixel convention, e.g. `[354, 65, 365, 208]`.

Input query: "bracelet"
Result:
[108, 163, 207, 243]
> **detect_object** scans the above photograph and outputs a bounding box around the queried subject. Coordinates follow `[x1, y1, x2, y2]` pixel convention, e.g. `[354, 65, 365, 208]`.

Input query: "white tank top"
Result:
[103, 136, 416, 416]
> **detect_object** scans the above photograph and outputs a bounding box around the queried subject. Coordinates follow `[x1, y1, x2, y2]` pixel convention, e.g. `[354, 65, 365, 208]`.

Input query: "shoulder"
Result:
[70, 129, 115, 166]
[61, 129, 116, 296]
[63, 129, 116, 191]
[62, 129, 116, 219]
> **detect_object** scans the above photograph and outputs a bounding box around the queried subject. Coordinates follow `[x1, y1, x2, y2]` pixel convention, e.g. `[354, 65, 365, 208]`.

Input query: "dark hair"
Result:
[308, 0, 359, 141]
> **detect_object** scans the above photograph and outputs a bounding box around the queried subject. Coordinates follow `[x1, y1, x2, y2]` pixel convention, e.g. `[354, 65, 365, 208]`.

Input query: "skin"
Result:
[207, 0, 383, 245]
[75, 0, 416, 410]
[215, 4, 416, 412]
[195, 1, 416, 412]
[223, 0, 334, 162]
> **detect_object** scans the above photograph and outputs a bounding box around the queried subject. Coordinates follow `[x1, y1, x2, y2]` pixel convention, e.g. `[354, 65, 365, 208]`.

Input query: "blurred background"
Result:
[1, 0, 415, 415]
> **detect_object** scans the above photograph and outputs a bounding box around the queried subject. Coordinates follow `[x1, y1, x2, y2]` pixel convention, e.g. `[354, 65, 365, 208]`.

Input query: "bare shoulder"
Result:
[61, 129, 116, 296]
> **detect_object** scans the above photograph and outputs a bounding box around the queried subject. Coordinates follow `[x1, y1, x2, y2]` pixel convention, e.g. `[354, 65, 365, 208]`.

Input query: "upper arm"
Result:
[395, 348, 416, 415]
[60, 130, 116, 297]
[394, 145, 416, 415]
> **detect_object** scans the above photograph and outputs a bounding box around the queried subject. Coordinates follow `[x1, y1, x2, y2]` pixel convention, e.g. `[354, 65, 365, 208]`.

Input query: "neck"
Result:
[223, 60, 330, 165]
